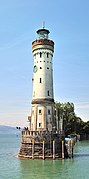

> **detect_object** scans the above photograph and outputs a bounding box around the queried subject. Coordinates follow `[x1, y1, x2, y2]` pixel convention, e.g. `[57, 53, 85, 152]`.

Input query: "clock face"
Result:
[33, 65, 37, 73]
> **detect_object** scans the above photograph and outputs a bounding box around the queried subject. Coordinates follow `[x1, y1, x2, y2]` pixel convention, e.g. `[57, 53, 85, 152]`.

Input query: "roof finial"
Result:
[42, 21, 45, 29]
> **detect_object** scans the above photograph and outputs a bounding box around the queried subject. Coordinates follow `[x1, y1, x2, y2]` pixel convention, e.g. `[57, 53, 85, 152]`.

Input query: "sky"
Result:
[0, 0, 89, 127]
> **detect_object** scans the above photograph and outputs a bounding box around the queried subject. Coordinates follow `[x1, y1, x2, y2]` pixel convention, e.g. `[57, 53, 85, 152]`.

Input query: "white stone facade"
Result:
[30, 28, 55, 131]
[32, 49, 54, 100]
[31, 104, 54, 131]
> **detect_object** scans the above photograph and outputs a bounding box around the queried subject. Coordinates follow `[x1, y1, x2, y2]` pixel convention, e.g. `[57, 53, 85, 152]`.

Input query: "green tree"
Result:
[54, 101, 87, 136]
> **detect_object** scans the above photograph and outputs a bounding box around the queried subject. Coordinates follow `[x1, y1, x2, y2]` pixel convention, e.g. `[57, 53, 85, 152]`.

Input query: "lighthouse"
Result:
[30, 26, 55, 132]
[18, 25, 65, 160]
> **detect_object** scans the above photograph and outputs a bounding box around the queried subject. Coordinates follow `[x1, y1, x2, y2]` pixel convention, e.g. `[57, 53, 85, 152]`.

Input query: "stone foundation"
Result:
[18, 129, 65, 159]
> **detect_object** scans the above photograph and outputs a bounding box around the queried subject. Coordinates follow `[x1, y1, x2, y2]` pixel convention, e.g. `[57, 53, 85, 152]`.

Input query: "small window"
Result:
[48, 110, 50, 115]
[47, 67, 49, 69]
[40, 61, 42, 62]
[47, 61, 49, 63]
[39, 123, 42, 127]
[48, 90, 50, 96]
[47, 53, 49, 58]
[40, 67, 42, 69]
[40, 52, 42, 58]
[40, 78, 42, 83]
[37, 61, 38, 63]
[39, 109, 42, 115]
[44, 61, 45, 62]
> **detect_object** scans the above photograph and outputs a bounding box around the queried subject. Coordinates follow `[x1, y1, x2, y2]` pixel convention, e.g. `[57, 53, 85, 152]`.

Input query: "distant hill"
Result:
[0, 125, 21, 134]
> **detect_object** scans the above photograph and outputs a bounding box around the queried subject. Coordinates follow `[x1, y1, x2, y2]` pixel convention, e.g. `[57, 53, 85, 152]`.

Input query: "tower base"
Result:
[18, 129, 67, 159]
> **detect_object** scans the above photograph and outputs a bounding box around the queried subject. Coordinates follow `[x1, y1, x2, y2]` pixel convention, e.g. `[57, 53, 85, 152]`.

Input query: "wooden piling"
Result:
[32, 139, 34, 159]
[43, 141, 45, 160]
[62, 140, 64, 159]
[72, 146, 73, 158]
[68, 140, 70, 157]
[53, 140, 55, 159]
[71, 140, 73, 158]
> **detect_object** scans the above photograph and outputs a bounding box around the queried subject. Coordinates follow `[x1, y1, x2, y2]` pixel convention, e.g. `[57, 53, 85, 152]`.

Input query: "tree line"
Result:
[54, 102, 89, 137]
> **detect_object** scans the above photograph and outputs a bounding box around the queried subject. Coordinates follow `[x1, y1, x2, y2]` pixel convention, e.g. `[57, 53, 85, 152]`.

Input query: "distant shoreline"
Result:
[0, 125, 21, 135]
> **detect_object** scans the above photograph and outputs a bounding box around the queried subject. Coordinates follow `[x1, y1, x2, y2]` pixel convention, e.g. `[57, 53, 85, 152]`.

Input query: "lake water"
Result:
[0, 134, 89, 179]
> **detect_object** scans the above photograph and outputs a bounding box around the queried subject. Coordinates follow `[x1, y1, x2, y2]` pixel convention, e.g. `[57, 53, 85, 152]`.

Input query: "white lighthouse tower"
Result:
[30, 26, 55, 132]
[19, 25, 66, 160]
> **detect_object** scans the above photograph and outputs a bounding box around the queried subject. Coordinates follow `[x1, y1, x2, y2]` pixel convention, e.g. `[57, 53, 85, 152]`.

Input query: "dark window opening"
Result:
[48, 90, 50, 96]
[39, 110, 42, 114]
[40, 78, 42, 83]
[47, 67, 49, 69]
[54, 109, 56, 115]
[40, 67, 42, 69]
[40, 52, 42, 58]
[39, 123, 42, 127]
[48, 110, 50, 115]
[47, 53, 49, 58]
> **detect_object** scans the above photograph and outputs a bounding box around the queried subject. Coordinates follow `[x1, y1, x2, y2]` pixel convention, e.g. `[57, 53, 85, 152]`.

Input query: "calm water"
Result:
[0, 134, 89, 179]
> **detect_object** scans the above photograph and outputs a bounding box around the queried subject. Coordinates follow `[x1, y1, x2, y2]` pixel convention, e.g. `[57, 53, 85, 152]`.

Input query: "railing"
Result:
[22, 129, 48, 137]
